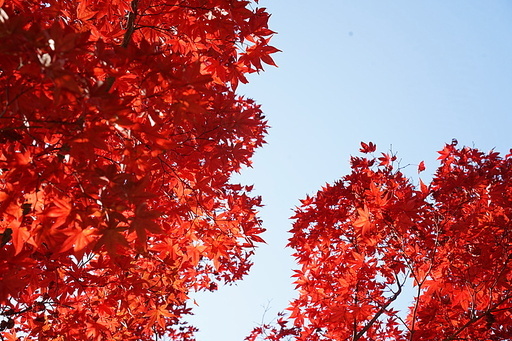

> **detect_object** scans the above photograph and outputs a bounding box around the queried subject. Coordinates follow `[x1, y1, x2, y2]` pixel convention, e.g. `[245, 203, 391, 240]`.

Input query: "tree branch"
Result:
[353, 274, 405, 340]
[103, 0, 140, 93]
[121, 0, 140, 48]
[443, 293, 512, 341]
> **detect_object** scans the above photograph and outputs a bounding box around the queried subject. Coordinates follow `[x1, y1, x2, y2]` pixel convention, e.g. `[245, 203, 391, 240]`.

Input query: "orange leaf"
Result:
[353, 206, 372, 235]
[46, 197, 72, 229]
[60, 227, 98, 256]
[11, 222, 28, 256]
[0, 191, 8, 202]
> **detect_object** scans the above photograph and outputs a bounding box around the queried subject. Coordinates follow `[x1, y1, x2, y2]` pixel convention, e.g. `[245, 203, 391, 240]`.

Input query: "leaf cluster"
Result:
[250, 142, 512, 341]
[0, 0, 277, 339]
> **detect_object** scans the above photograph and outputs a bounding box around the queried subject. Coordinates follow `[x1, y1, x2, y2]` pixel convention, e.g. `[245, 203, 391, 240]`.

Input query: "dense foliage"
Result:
[0, 0, 277, 339]
[248, 142, 512, 341]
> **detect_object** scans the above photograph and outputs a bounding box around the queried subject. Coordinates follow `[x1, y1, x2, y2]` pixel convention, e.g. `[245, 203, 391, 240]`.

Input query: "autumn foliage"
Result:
[248, 142, 512, 341]
[0, 0, 277, 339]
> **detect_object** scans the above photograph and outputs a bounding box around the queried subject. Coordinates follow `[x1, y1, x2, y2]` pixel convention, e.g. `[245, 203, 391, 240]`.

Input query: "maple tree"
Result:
[248, 141, 512, 341]
[0, 0, 277, 339]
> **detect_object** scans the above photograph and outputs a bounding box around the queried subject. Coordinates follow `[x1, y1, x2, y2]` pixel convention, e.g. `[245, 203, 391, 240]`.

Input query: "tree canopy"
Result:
[0, 0, 277, 340]
[248, 142, 512, 341]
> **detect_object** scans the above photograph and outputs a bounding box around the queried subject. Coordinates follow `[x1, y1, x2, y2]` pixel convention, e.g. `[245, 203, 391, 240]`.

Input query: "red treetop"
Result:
[0, 0, 277, 340]
[248, 142, 512, 341]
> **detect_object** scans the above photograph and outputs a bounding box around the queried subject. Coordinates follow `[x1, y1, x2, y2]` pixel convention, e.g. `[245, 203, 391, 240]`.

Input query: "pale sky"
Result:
[187, 1, 512, 340]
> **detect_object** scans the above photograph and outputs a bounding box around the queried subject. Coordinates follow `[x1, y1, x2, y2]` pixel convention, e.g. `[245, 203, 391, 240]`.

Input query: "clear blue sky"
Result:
[187, 1, 512, 340]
